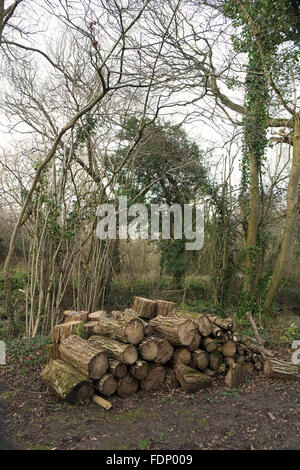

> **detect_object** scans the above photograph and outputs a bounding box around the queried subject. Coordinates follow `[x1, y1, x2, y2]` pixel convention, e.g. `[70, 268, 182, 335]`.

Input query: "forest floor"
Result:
[0, 338, 299, 450]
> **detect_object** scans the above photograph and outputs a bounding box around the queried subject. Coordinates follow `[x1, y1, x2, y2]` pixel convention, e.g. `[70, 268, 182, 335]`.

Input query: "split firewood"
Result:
[88, 335, 138, 365]
[94, 373, 117, 396]
[264, 359, 299, 380]
[149, 316, 195, 347]
[140, 364, 165, 391]
[155, 299, 177, 317]
[93, 314, 144, 345]
[197, 314, 212, 337]
[192, 350, 209, 371]
[132, 296, 157, 319]
[91, 394, 112, 410]
[41, 360, 94, 404]
[174, 364, 212, 393]
[117, 373, 139, 396]
[109, 359, 127, 378]
[59, 335, 109, 380]
[130, 360, 149, 380]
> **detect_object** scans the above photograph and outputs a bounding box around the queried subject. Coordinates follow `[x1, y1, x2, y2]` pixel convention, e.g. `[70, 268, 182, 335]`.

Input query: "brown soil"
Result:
[0, 342, 299, 450]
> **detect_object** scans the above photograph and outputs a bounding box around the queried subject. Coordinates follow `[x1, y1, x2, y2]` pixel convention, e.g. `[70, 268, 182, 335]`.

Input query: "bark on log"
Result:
[224, 356, 235, 367]
[51, 321, 83, 344]
[165, 367, 180, 388]
[59, 335, 109, 380]
[138, 338, 159, 361]
[208, 315, 236, 331]
[88, 335, 138, 365]
[130, 360, 149, 380]
[264, 359, 299, 380]
[93, 315, 144, 345]
[197, 314, 212, 337]
[109, 359, 127, 378]
[140, 364, 165, 391]
[174, 347, 192, 365]
[41, 359, 94, 404]
[95, 374, 117, 396]
[192, 350, 209, 371]
[63, 310, 89, 323]
[117, 373, 139, 396]
[174, 364, 212, 393]
[88, 310, 107, 321]
[225, 364, 248, 389]
[84, 321, 98, 337]
[91, 394, 112, 410]
[149, 316, 195, 346]
[132, 296, 157, 319]
[155, 299, 177, 317]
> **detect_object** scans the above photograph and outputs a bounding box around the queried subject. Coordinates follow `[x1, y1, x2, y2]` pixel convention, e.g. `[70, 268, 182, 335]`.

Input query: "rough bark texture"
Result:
[94, 373, 117, 396]
[140, 365, 165, 391]
[93, 315, 144, 344]
[88, 335, 138, 364]
[155, 299, 177, 317]
[264, 358, 300, 380]
[59, 335, 109, 380]
[63, 310, 89, 323]
[208, 315, 236, 331]
[88, 310, 107, 321]
[149, 316, 195, 346]
[132, 296, 157, 319]
[225, 364, 248, 389]
[174, 364, 212, 393]
[41, 359, 94, 404]
[51, 321, 83, 344]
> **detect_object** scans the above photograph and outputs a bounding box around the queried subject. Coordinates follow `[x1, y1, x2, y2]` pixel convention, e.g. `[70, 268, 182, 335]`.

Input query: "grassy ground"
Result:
[0, 337, 299, 450]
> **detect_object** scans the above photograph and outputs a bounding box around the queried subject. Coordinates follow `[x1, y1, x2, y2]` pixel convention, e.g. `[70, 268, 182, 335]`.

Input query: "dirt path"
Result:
[0, 370, 299, 450]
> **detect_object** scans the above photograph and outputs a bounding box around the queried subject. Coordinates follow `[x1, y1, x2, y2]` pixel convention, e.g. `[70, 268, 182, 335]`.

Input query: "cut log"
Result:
[93, 315, 144, 345]
[174, 364, 212, 393]
[59, 335, 109, 380]
[203, 368, 217, 377]
[244, 361, 254, 374]
[51, 321, 83, 344]
[88, 335, 138, 365]
[165, 367, 180, 388]
[63, 310, 89, 323]
[130, 360, 149, 380]
[95, 374, 117, 397]
[138, 338, 159, 361]
[132, 296, 157, 319]
[192, 350, 209, 371]
[224, 356, 235, 367]
[264, 358, 299, 379]
[201, 337, 217, 353]
[209, 351, 222, 370]
[88, 310, 107, 321]
[41, 359, 94, 404]
[211, 325, 224, 339]
[208, 315, 236, 331]
[197, 314, 212, 337]
[155, 299, 177, 317]
[174, 347, 192, 365]
[222, 340, 237, 357]
[109, 359, 127, 378]
[154, 338, 174, 365]
[117, 373, 139, 397]
[91, 394, 112, 410]
[225, 364, 248, 389]
[149, 316, 195, 346]
[236, 355, 245, 366]
[188, 332, 201, 351]
[218, 363, 226, 375]
[140, 364, 165, 392]
[84, 321, 98, 337]
[45, 344, 59, 362]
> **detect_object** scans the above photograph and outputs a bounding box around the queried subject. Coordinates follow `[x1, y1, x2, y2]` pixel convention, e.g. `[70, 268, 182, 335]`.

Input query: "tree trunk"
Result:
[88, 335, 138, 364]
[264, 116, 300, 313]
[41, 359, 94, 404]
[132, 296, 157, 319]
[264, 358, 300, 380]
[51, 321, 83, 344]
[59, 335, 109, 380]
[117, 373, 139, 396]
[149, 316, 195, 346]
[93, 315, 144, 345]
[225, 363, 248, 389]
[154, 299, 177, 316]
[140, 364, 165, 391]
[174, 364, 212, 393]
[95, 374, 117, 396]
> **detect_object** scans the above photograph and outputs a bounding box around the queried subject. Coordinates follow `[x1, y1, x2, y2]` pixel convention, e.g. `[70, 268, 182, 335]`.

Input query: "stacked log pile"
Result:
[41, 296, 299, 407]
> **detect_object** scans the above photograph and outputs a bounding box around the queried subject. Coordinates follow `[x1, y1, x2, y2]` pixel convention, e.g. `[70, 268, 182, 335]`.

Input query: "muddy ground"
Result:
[0, 340, 299, 450]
